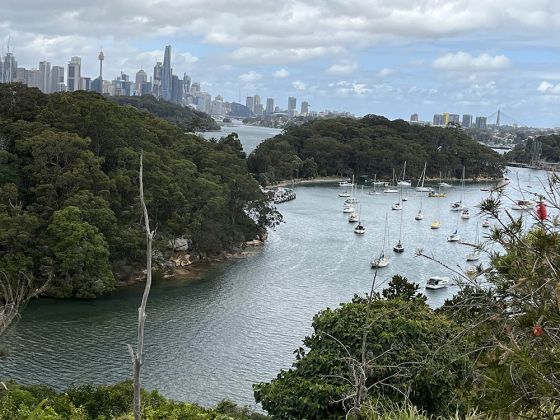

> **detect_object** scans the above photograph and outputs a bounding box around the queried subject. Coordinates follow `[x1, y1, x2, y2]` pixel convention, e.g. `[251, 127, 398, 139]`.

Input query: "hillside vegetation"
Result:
[109, 94, 220, 131]
[248, 116, 506, 184]
[506, 134, 560, 163]
[0, 84, 279, 298]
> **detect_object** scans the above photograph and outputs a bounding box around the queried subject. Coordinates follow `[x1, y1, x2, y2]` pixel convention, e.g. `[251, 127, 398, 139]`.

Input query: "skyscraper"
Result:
[246, 96, 254, 113]
[38, 61, 51, 93]
[183, 73, 191, 94]
[50, 66, 65, 92]
[462, 114, 473, 128]
[135, 69, 147, 95]
[449, 114, 460, 124]
[153, 62, 162, 97]
[288, 96, 296, 117]
[433, 114, 444, 126]
[410, 113, 419, 122]
[266, 98, 274, 115]
[475, 116, 487, 129]
[2, 52, 17, 83]
[161, 45, 172, 101]
[443, 112, 450, 126]
[67, 56, 81, 91]
[301, 101, 309, 116]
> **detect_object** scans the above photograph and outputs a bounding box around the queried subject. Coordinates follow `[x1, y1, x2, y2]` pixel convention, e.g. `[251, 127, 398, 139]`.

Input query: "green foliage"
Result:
[381, 275, 425, 302]
[0, 85, 280, 298]
[254, 295, 472, 418]
[248, 116, 505, 183]
[109, 94, 220, 132]
[0, 381, 263, 419]
[505, 134, 560, 163]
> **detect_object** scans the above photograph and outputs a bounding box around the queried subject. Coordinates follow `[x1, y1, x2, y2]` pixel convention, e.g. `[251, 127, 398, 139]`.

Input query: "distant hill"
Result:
[248, 115, 506, 184]
[506, 134, 560, 163]
[109, 94, 220, 131]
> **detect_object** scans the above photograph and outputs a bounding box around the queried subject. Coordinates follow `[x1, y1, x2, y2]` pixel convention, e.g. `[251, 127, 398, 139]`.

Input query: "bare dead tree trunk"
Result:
[128, 152, 155, 420]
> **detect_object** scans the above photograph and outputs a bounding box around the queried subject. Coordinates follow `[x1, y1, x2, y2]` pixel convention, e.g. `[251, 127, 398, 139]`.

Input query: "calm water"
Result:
[0, 126, 548, 409]
[200, 123, 282, 154]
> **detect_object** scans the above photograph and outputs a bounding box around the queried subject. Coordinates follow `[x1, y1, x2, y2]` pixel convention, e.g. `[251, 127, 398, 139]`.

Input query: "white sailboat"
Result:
[450, 166, 467, 211]
[415, 197, 424, 220]
[383, 169, 399, 194]
[466, 222, 481, 261]
[392, 188, 403, 210]
[343, 203, 355, 213]
[348, 209, 360, 223]
[371, 215, 390, 268]
[345, 175, 359, 204]
[511, 199, 534, 211]
[368, 174, 381, 195]
[416, 162, 432, 192]
[338, 189, 350, 198]
[354, 205, 365, 234]
[393, 210, 404, 253]
[447, 212, 461, 242]
[397, 161, 411, 186]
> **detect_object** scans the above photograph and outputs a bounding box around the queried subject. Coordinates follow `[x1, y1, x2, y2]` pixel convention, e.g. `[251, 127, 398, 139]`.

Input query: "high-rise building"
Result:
[38, 61, 51, 93]
[410, 113, 419, 122]
[183, 73, 191, 94]
[81, 77, 91, 91]
[1, 52, 17, 83]
[135, 69, 147, 95]
[50, 66, 65, 92]
[433, 114, 444, 126]
[67, 56, 81, 91]
[475, 116, 487, 129]
[153, 61, 162, 97]
[443, 112, 450, 126]
[246, 96, 254, 113]
[190, 82, 200, 94]
[161, 45, 172, 101]
[27, 69, 41, 89]
[171, 74, 183, 104]
[14, 67, 27, 84]
[211, 95, 224, 116]
[254, 95, 261, 113]
[462, 114, 473, 128]
[266, 98, 274, 115]
[301, 101, 309, 116]
[196, 92, 212, 114]
[449, 114, 460, 124]
[288, 96, 296, 117]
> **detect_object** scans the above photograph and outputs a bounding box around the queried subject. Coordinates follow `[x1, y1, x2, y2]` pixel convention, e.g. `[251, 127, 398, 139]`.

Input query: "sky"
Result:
[1, 0, 560, 127]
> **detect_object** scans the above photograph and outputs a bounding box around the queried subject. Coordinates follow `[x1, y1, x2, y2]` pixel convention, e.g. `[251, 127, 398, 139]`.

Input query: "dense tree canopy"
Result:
[248, 116, 506, 184]
[0, 84, 279, 298]
[506, 134, 560, 163]
[109, 94, 221, 131]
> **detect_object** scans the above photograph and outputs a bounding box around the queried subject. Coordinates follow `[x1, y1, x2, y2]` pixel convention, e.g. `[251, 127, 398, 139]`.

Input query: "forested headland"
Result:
[248, 115, 506, 185]
[109, 94, 221, 132]
[0, 84, 279, 299]
[506, 134, 560, 163]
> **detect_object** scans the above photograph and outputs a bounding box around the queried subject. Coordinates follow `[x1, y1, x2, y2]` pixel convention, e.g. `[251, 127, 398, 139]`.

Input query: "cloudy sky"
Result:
[1, 0, 560, 126]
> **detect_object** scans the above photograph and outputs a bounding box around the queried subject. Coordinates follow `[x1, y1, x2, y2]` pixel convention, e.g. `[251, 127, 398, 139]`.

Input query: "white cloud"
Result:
[432, 51, 510, 72]
[292, 80, 306, 91]
[377, 67, 395, 77]
[327, 62, 358, 75]
[273, 68, 290, 78]
[537, 81, 560, 95]
[335, 81, 371, 96]
[238, 70, 262, 82]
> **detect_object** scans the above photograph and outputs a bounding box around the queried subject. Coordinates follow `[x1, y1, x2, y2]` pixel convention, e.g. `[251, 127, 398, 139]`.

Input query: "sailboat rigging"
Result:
[393, 210, 404, 253]
[371, 215, 390, 268]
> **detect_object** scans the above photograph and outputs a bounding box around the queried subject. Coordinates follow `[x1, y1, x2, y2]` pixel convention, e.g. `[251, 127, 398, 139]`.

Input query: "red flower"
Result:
[533, 326, 544, 337]
[536, 202, 547, 221]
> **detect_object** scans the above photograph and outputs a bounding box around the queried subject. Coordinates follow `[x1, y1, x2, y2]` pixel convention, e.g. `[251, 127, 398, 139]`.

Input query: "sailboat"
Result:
[393, 211, 404, 253]
[431, 220, 441, 229]
[447, 212, 461, 242]
[397, 161, 411, 186]
[392, 188, 403, 210]
[415, 197, 424, 220]
[338, 189, 350, 198]
[383, 169, 399, 193]
[371, 215, 390, 268]
[482, 219, 491, 228]
[368, 174, 381, 195]
[466, 222, 481, 261]
[354, 205, 365, 234]
[416, 162, 432, 192]
[348, 208, 360, 223]
[450, 167, 467, 211]
[343, 203, 355, 213]
[461, 208, 470, 219]
[428, 172, 446, 197]
[345, 175, 359, 204]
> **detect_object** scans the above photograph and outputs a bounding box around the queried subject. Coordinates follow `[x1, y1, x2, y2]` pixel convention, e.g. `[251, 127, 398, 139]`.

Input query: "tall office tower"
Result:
[153, 62, 162, 97]
[433, 114, 444, 126]
[443, 112, 450, 126]
[266, 97, 274, 115]
[246, 96, 254, 113]
[196, 92, 212, 114]
[171, 74, 180, 104]
[27, 69, 41, 88]
[50, 66, 65, 92]
[183, 73, 191, 94]
[14, 67, 27, 83]
[301, 101, 309, 116]
[81, 77, 91, 91]
[475, 116, 487, 129]
[67, 56, 81, 91]
[161, 45, 172, 101]
[211, 95, 224, 116]
[288, 96, 296, 117]
[449, 114, 460, 124]
[190, 82, 200, 94]
[462, 114, 473, 128]
[38, 61, 51, 93]
[254, 94, 261, 110]
[135, 69, 147, 95]
[2, 52, 17, 83]
[410, 113, 419, 122]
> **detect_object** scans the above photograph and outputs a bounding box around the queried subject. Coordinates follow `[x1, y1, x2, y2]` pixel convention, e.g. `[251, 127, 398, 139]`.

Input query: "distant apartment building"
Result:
[135, 69, 147, 95]
[475, 116, 487, 129]
[410, 113, 419, 122]
[211, 95, 224, 116]
[153, 62, 162, 97]
[433, 114, 444, 126]
[449, 114, 460, 124]
[288, 96, 296, 117]
[51, 66, 65, 92]
[443, 112, 450, 126]
[265, 97, 274, 115]
[301, 101, 309, 116]
[196, 92, 212, 114]
[67, 56, 81, 91]
[38, 61, 51, 93]
[246, 96, 254, 114]
[462, 114, 473, 128]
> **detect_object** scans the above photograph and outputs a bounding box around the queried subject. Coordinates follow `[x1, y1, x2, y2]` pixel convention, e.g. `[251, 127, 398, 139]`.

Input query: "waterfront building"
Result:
[67, 56, 81, 91]
[161, 45, 172, 101]
[196, 92, 212, 114]
[211, 95, 224, 116]
[462, 114, 473, 128]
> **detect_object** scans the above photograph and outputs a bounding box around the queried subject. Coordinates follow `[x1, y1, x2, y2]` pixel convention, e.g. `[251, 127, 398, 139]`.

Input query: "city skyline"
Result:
[1, 1, 560, 126]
